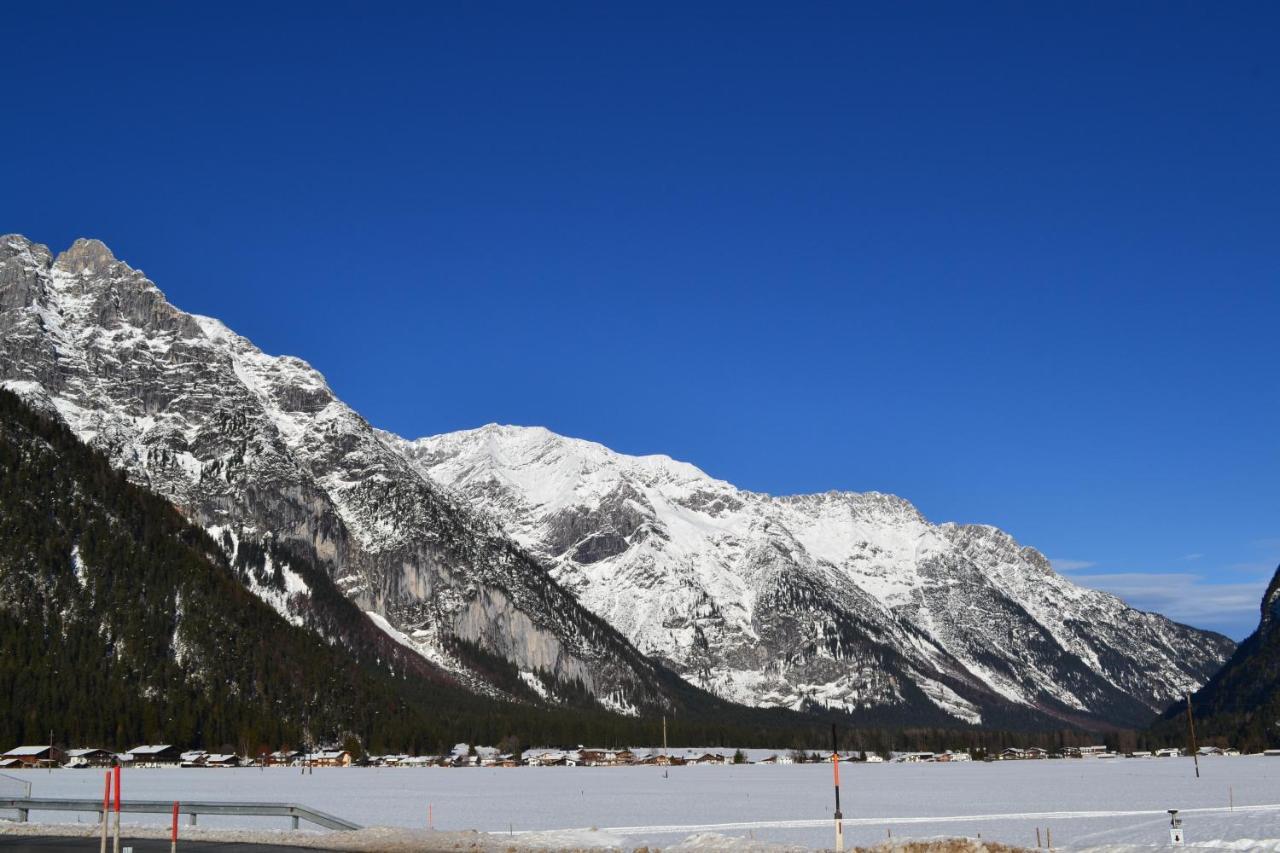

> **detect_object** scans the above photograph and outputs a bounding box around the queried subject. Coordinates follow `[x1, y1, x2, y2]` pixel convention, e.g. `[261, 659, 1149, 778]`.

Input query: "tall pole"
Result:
[112, 764, 121, 853]
[1185, 693, 1200, 779]
[831, 724, 844, 852]
[100, 770, 109, 853]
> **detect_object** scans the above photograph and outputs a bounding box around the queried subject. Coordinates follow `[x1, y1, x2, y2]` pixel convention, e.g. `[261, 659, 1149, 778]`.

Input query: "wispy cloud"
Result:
[1073, 571, 1265, 639]
[1050, 558, 1096, 572]
[1181, 553, 1204, 561]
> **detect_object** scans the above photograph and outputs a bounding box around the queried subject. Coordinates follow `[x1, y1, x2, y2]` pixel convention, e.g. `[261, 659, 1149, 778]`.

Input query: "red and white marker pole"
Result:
[831, 724, 844, 852]
[99, 770, 110, 853]
[112, 764, 121, 853]
[171, 801, 179, 853]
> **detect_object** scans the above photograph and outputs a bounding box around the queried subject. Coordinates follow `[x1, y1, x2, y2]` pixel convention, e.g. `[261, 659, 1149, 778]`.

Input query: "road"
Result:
[0, 839, 330, 852]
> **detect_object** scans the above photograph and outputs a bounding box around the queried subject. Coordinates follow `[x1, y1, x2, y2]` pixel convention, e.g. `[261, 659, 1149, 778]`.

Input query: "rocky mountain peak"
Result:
[54, 237, 118, 276]
[1259, 564, 1280, 633]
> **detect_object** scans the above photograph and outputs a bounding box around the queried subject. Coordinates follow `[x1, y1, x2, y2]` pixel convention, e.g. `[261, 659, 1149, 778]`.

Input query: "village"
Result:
[0, 742, 1253, 771]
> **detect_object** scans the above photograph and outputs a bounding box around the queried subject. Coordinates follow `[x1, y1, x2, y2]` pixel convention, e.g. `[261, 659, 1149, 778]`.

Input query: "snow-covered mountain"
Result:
[0, 235, 684, 715]
[0, 234, 1233, 729]
[402, 424, 1235, 727]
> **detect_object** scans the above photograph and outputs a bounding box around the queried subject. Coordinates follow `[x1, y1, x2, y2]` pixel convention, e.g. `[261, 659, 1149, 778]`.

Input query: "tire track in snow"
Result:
[514, 802, 1280, 837]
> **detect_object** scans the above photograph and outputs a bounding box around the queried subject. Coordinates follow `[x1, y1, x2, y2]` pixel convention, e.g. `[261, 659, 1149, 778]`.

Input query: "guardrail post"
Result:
[17, 807, 27, 822]
[292, 815, 299, 830]
[188, 811, 197, 826]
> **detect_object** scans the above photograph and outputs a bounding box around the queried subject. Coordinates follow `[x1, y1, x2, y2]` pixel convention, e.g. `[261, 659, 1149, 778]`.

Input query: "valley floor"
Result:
[3, 758, 1278, 850]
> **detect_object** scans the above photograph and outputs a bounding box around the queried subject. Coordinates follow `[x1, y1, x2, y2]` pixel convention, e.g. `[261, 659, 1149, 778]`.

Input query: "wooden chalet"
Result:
[2, 746, 65, 768]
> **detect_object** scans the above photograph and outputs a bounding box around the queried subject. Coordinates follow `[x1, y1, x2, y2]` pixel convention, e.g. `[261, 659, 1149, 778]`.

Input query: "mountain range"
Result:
[0, 234, 1235, 730]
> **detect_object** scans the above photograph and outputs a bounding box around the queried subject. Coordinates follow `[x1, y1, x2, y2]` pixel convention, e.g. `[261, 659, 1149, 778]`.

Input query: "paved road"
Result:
[0, 839, 331, 852]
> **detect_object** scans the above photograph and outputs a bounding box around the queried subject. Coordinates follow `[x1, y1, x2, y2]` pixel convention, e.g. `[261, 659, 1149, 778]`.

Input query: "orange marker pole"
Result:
[171, 801, 179, 853]
[112, 764, 121, 853]
[428, 803, 433, 829]
[831, 724, 844, 852]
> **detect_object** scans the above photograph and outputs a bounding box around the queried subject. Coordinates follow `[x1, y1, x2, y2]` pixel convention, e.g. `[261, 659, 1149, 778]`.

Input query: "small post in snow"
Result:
[170, 801, 179, 853]
[831, 724, 844, 852]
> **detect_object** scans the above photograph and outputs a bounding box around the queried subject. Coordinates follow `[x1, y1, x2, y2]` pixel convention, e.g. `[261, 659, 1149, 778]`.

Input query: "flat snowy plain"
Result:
[6, 757, 1280, 850]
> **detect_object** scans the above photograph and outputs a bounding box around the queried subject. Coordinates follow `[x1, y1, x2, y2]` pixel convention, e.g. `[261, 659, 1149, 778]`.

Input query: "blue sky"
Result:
[5, 3, 1278, 638]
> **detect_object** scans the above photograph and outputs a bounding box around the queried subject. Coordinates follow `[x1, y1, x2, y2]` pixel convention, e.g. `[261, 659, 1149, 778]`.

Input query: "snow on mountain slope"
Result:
[0, 235, 681, 714]
[400, 424, 1235, 726]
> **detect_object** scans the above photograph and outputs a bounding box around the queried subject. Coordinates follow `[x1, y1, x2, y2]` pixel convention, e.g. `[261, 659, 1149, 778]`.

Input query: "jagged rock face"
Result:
[0, 235, 671, 713]
[1161, 564, 1280, 746]
[403, 424, 1236, 727]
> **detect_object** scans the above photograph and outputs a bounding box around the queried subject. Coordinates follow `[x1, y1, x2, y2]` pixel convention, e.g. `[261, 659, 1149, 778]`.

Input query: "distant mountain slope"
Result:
[1157, 564, 1280, 749]
[0, 235, 691, 716]
[0, 386, 475, 750]
[404, 424, 1234, 728]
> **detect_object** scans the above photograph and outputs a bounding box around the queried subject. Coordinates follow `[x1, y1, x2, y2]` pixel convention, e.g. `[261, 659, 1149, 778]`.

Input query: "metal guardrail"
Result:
[0, 797, 361, 831]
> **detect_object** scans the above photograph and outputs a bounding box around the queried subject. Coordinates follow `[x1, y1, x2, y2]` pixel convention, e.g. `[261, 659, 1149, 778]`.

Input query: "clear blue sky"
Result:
[5, 3, 1278, 638]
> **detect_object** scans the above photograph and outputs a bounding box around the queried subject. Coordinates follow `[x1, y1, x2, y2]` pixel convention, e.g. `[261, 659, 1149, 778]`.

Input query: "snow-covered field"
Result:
[6, 757, 1280, 850]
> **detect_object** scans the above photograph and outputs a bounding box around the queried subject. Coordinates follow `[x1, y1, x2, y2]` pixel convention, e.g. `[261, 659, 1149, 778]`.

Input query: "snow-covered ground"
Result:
[6, 757, 1280, 850]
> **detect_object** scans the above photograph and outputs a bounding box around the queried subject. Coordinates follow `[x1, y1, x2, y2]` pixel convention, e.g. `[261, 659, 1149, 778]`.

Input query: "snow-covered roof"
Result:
[128, 744, 174, 754]
[313, 750, 348, 759]
[3, 746, 53, 756]
[67, 748, 110, 757]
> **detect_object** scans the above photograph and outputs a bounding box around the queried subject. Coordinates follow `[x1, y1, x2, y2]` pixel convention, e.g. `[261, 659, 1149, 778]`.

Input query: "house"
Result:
[682, 752, 727, 765]
[1079, 745, 1109, 757]
[268, 750, 302, 766]
[180, 751, 208, 767]
[311, 749, 351, 767]
[579, 749, 615, 766]
[65, 748, 114, 768]
[1000, 748, 1026, 760]
[0, 758, 22, 769]
[936, 751, 971, 762]
[1154, 747, 1181, 758]
[902, 751, 935, 763]
[1023, 747, 1048, 759]
[864, 754, 884, 763]
[1129, 750, 1153, 758]
[204, 754, 240, 768]
[127, 745, 182, 767]
[523, 749, 566, 767]
[1197, 746, 1225, 757]
[2, 746, 66, 768]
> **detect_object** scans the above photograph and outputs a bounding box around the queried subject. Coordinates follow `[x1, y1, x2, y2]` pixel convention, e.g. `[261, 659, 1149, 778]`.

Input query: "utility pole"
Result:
[1185, 694, 1200, 779]
[831, 724, 844, 852]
